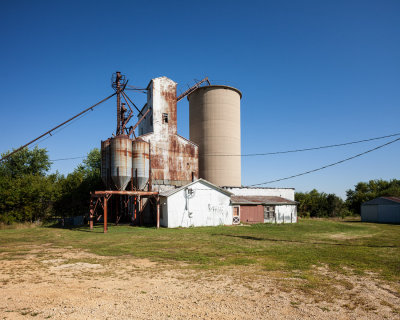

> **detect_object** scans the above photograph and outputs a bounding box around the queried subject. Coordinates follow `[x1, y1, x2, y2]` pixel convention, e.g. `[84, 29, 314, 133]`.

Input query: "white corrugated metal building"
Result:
[159, 179, 233, 228]
[361, 197, 400, 224]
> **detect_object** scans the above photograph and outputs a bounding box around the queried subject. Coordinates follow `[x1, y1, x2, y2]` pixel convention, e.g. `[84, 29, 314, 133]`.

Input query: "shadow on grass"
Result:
[46, 223, 158, 233]
[342, 220, 400, 225]
[217, 234, 400, 248]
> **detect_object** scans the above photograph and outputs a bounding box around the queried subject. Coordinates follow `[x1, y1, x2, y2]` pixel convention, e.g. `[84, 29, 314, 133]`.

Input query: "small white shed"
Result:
[361, 197, 400, 224]
[159, 179, 233, 228]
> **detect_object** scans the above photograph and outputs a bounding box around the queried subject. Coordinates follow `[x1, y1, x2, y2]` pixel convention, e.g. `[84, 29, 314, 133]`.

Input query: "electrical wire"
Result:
[205, 132, 400, 157]
[46, 132, 400, 162]
[248, 136, 400, 187]
[50, 156, 86, 162]
[147, 132, 400, 157]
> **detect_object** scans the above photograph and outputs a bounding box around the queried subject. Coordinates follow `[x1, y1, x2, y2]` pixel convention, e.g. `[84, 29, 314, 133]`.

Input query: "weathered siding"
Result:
[138, 77, 199, 186]
[274, 205, 297, 223]
[239, 204, 297, 224]
[239, 205, 264, 223]
[161, 180, 232, 228]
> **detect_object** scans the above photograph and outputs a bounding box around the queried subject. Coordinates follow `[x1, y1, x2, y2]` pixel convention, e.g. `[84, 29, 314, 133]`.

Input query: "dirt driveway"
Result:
[0, 246, 399, 319]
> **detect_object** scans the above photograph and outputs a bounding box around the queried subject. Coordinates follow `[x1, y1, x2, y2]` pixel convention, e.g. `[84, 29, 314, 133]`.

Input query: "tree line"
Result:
[295, 179, 400, 218]
[0, 147, 399, 223]
[0, 147, 102, 224]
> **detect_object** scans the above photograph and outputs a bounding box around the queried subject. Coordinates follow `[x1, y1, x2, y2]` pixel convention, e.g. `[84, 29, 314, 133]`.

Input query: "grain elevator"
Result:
[92, 72, 243, 231]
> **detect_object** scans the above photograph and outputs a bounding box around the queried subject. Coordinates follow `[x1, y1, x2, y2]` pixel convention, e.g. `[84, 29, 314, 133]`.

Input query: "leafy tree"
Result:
[0, 147, 51, 178]
[295, 189, 346, 218]
[0, 147, 103, 223]
[346, 179, 400, 215]
[54, 148, 102, 217]
[0, 147, 57, 223]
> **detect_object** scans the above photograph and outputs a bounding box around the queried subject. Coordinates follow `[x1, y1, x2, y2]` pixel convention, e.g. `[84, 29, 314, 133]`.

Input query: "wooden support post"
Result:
[139, 196, 144, 226]
[134, 196, 137, 223]
[156, 196, 160, 229]
[139, 196, 142, 226]
[89, 196, 94, 230]
[104, 196, 108, 233]
[89, 208, 94, 230]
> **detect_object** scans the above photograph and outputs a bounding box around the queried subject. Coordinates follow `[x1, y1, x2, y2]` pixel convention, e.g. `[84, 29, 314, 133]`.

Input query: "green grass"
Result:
[0, 219, 399, 281]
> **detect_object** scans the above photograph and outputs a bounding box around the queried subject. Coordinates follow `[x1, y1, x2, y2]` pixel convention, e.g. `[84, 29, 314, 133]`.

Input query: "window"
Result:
[162, 113, 168, 123]
[233, 206, 240, 224]
[264, 206, 275, 220]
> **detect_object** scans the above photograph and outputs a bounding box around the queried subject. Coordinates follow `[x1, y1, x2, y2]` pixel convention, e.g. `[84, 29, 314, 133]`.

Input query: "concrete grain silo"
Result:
[188, 85, 241, 187]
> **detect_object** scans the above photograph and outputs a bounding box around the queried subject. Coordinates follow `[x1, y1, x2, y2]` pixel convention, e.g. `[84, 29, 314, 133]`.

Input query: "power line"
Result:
[45, 132, 400, 162]
[147, 132, 400, 157]
[248, 136, 400, 187]
[205, 132, 400, 157]
[50, 156, 86, 162]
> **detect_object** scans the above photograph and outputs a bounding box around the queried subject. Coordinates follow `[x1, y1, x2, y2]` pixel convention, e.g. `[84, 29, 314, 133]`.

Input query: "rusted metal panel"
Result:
[132, 138, 150, 190]
[138, 77, 199, 186]
[146, 135, 199, 185]
[110, 135, 132, 190]
[231, 196, 297, 205]
[239, 205, 264, 223]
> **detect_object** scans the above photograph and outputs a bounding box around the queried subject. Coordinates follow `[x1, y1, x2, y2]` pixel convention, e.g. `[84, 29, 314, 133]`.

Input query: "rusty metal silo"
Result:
[100, 139, 111, 187]
[188, 85, 241, 187]
[110, 136, 132, 190]
[132, 139, 150, 190]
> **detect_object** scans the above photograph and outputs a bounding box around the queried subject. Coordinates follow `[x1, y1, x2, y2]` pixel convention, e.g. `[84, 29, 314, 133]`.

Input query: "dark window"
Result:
[264, 206, 275, 219]
[162, 113, 168, 123]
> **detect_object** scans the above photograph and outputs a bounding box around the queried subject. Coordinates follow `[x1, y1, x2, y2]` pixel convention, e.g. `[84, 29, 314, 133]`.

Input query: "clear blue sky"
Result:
[0, 0, 399, 198]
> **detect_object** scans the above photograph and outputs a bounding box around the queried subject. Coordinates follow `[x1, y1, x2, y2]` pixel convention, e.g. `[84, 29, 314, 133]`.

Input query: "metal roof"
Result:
[223, 186, 295, 190]
[382, 197, 400, 203]
[362, 197, 400, 206]
[231, 195, 297, 205]
[159, 179, 233, 197]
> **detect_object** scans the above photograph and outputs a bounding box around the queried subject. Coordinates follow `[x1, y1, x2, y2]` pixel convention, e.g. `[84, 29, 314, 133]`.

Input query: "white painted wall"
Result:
[160, 181, 232, 228]
[271, 205, 297, 223]
[225, 187, 295, 201]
